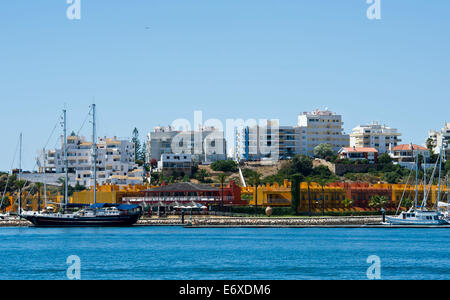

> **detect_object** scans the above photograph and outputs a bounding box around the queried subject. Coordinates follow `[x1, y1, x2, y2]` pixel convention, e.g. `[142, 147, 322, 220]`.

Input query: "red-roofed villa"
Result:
[338, 146, 379, 163]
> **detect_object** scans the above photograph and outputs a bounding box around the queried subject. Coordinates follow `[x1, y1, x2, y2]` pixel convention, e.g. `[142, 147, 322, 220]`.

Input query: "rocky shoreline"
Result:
[0, 219, 30, 227]
[184, 216, 383, 227]
[1, 216, 383, 227]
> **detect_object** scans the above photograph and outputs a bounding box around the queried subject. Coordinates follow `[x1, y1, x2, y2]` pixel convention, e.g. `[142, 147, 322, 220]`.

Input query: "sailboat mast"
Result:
[43, 147, 47, 209]
[63, 109, 69, 210]
[18, 133, 22, 215]
[437, 138, 444, 206]
[445, 144, 449, 205]
[92, 104, 97, 205]
[423, 155, 427, 208]
[447, 172, 450, 207]
[414, 145, 418, 208]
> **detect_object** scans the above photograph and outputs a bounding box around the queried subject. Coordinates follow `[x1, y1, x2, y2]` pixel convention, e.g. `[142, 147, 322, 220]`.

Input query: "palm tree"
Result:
[318, 178, 328, 216]
[343, 198, 353, 210]
[57, 177, 66, 195]
[400, 197, 413, 210]
[34, 182, 43, 212]
[0, 196, 11, 213]
[218, 173, 227, 211]
[305, 177, 313, 216]
[15, 179, 27, 190]
[369, 195, 388, 210]
[251, 173, 262, 215]
[196, 169, 210, 183]
[15, 179, 27, 212]
[290, 174, 302, 214]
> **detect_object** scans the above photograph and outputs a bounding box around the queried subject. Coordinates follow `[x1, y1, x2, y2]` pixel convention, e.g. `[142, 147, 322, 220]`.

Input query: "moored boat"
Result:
[387, 209, 448, 225]
[21, 104, 143, 227]
[387, 142, 449, 226]
[22, 204, 142, 227]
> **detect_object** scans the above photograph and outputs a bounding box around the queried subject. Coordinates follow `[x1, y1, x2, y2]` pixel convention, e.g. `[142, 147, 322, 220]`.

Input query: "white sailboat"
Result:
[438, 143, 449, 221]
[387, 142, 448, 226]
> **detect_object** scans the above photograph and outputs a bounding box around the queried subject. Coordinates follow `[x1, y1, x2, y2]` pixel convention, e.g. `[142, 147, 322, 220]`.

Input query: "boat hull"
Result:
[23, 214, 141, 227]
[386, 216, 448, 226]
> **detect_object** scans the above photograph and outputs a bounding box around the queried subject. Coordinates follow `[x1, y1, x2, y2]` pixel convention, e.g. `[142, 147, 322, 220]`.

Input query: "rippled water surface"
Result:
[0, 227, 448, 280]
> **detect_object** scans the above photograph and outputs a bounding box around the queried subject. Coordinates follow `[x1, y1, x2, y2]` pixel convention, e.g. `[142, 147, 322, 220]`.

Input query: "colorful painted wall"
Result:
[242, 180, 449, 213]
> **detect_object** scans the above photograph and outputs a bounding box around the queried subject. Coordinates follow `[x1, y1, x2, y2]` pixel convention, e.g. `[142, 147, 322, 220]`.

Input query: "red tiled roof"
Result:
[341, 147, 378, 153]
[392, 144, 428, 151]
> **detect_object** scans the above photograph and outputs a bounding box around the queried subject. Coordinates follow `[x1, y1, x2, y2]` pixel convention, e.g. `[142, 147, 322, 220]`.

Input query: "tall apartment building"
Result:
[428, 122, 450, 157]
[350, 122, 402, 154]
[297, 109, 349, 156]
[146, 126, 227, 164]
[234, 109, 350, 161]
[234, 121, 300, 161]
[38, 135, 142, 186]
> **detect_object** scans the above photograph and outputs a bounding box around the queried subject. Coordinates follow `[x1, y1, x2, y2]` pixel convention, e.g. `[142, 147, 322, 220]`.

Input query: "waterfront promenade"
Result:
[1, 215, 383, 227]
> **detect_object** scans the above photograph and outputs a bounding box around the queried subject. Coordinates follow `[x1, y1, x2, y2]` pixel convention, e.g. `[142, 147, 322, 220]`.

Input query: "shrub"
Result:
[242, 168, 260, 180]
[291, 155, 313, 176]
[378, 153, 393, 164]
[210, 160, 238, 173]
[382, 172, 401, 184]
[314, 144, 334, 159]
[311, 165, 332, 179]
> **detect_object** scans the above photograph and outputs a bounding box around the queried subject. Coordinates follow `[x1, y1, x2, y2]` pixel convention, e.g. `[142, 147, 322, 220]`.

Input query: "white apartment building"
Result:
[388, 144, 432, 170]
[234, 121, 300, 161]
[234, 109, 349, 161]
[297, 109, 350, 156]
[428, 122, 450, 157]
[146, 126, 227, 164]
[158, 153, 194, 176]
[350, 122, 402, 154]
[38, 135, 142, 187]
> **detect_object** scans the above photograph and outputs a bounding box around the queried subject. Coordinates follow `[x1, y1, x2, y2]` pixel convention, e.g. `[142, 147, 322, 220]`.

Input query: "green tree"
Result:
[132, 128, 143, 162]
[290, 174, 302, 214]
[314, 143, 334, 159]
[57, 177, 85, 197]
[0, 196, 11, 212]
[250, 173, 262, 215]
[15, 179, 27, 191]
[305, 177, 313, 216]
[33, 182, 43, 212]
[369, 195, 388, 210]
[195, 169, 210, 183]
[444, 160, 450, 175]
[141, 143, 147, 163]
[317, 178, 328, 216]
[218, 173, 228, 210]
[400, 197, 413, 209]
[426, 138, 435, 154]
[292, 155, 313, 176]
[242, 168, 260, 181]
[57, 177, 66, 195]
[383, 172, 401, 184]
[311, 165, 333, 180]
[210, 160, 238, 173]
[15, 179, 27, 211]
[73, 182, 86, 193]
[343, 198, 353, 209]
[378, 153, 393, 164]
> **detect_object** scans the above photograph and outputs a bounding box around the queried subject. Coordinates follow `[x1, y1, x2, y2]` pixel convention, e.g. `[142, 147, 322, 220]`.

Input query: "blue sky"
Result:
[0, 1, 449, 171]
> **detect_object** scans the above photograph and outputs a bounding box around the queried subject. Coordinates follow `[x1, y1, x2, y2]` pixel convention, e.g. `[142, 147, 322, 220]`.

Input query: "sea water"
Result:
[0, 227, 448, 280]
